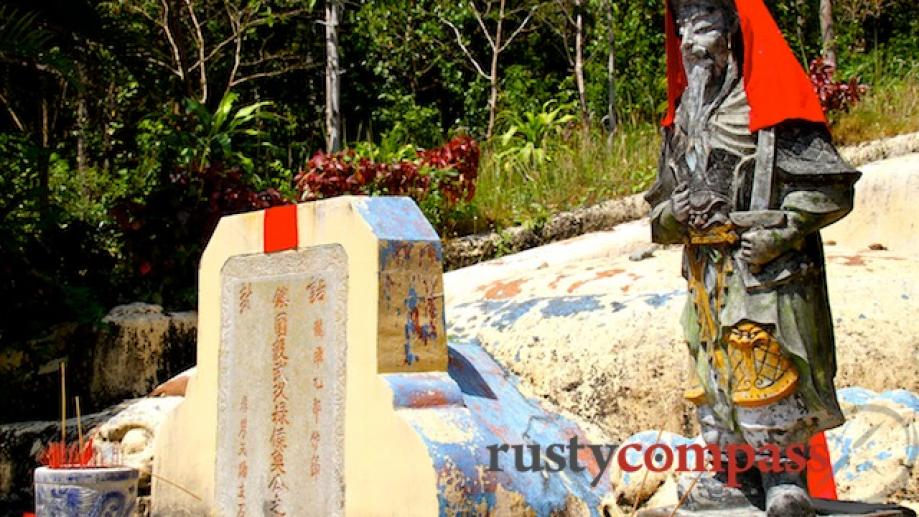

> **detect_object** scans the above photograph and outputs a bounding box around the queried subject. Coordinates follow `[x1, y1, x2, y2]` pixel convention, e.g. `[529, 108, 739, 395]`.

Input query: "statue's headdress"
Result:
[662, 0, 826, 132]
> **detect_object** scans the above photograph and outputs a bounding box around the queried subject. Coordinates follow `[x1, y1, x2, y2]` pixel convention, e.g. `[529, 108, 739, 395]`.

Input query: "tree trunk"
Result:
[574, 0, 588, 126]
[76, 65, 88, 173]
[38, 96, 50, 223]
[606, 0, 617, 141]
[166, 0, 196, 101]
[325, 0, 342, 151]
[102, 81, 115, 172]
[486, 0, 506, 140]
[820, 0, 836, 67]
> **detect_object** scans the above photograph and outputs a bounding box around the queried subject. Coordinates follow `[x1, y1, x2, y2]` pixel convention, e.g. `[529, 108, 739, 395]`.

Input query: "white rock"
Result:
[608, 430, 701, 506]
[92, 303, 196, 406]
[828, 388, 919, 503]
[92, 397, 183, 490]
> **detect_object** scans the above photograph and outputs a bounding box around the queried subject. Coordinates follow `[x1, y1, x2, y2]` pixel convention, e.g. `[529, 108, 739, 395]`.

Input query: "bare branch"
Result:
[440, 17, 492, 80]
[0, 89, 25, 133]
[187, 7, 307, 72]
[499, 5, 539, 52]
[145, 56, 184, 77]
[229, 62, 319, 87]
[224, 0, 242, 98]
[183, 0, 208, 102]
[540, 7, 570, 42]
[125, 3, 159, 25]
[159, 0, 185, 80]
[554, 0, 576, 26]
[416, 59, 438, 77]
[483, 0, 494, 17]
[240, 51, 304, 69]
[468, 1, 496, 50]
[504, 3, 538, 16]
[189, 35, 234, 71]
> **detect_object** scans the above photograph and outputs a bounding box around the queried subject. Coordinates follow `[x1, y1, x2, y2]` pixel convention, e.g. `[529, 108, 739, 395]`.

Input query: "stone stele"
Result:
[151, 196, 610, 516]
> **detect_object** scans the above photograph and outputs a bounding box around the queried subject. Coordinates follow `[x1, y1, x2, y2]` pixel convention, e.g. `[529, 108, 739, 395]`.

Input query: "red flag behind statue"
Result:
[662, 0, 827, 132]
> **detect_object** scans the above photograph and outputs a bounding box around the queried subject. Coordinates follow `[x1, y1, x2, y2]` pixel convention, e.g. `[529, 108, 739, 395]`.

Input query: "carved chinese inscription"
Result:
[217, 246, 347, 517]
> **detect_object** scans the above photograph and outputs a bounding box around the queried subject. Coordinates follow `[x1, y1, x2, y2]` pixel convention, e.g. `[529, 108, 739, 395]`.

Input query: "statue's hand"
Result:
[671, 184, 691, 224]
[739, 228, 791, 266]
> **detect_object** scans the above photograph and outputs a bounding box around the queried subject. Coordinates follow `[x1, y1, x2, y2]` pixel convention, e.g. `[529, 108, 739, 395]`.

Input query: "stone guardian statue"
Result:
[645, 0, 860, 515]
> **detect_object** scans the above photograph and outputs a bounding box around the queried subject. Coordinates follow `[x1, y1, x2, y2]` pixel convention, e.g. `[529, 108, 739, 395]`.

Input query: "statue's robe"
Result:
[645, 78, 860, 439]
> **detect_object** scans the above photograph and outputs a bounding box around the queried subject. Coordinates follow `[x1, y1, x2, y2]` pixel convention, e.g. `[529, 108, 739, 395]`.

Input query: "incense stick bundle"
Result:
[75, 396, 83, 452]
[59, 362, 66, 446]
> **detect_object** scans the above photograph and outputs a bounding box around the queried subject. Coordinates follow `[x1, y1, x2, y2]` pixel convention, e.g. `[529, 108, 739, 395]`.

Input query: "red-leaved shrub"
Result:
[418, 135, 479, 204]
[295, 135, 479, 205]
[809, 58, 868, 114]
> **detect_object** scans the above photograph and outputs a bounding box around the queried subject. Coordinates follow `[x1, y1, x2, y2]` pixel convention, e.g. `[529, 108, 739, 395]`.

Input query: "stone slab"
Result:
[215, 247, 347, 516]
[152, 196, 613, 516]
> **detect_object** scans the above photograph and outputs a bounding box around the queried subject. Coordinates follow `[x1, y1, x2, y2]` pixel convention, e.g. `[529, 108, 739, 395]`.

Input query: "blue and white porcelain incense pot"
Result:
[34, 466, 138, 517]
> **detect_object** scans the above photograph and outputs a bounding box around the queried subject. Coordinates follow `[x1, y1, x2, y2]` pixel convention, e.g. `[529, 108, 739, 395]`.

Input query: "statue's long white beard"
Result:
[682, 65, 714, 173]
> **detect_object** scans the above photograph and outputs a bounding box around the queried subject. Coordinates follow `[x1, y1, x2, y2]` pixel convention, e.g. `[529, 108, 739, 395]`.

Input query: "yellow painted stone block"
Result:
[151, 197, 443, 516]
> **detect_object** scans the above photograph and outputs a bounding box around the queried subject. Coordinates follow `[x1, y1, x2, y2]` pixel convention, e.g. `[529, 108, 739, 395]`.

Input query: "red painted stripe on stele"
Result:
[264, 204, 298, 253]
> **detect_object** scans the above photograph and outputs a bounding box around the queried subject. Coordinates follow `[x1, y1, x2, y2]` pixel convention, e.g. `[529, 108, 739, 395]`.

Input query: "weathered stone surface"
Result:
[608, 431, 701, 507]
[93, 397, 183, 493]
[0, 323, 98, 424]
[829, 388, 919, 504]
[604, 389, 918, 514]
[644, 476, 680, 511]
[214, 247, 348, 516]
[91, 304, 196, 408]
[154, 198, 614, 516]
[840, 131, 919, 167]
[443, 193, 649, 270]
[149, 368, 195, 397]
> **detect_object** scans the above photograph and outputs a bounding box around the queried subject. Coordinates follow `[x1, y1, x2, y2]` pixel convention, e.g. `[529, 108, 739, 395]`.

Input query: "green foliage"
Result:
[830, 64, 919, 144]
[500, 65, 561, 116]
[0, 7, 51, 58]
[374, 92, 445, 150]
[475, 122, 659, 230]
[1, 0, 918, 397]
[178, 93, 275, 173]
[495, 100, 579, 178]
[585, 0, 667, 123]
[767, 0, 822, 62]
[351, 0, 457, 145]
[0, 131, 117, 374]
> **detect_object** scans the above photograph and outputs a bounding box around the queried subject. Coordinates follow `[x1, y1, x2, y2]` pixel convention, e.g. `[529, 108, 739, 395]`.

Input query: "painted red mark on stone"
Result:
[566, 268, 624, 294]
[408, 391, 451, 408]
[264, 204, 298, 253]
[829, 253, 903, 266]
[483, 279, 528, 300]
[548, 274, 567, 290]
[840, 255, 865, 266]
